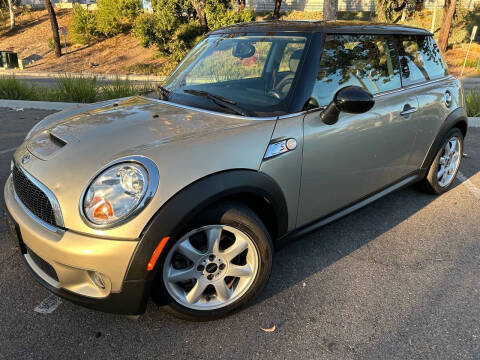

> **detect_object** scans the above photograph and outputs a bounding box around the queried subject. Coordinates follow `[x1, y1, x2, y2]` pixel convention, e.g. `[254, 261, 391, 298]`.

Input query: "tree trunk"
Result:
[7, 0, 15, 30]
[44, 0, 62, 57]
[273, 0, 281, 19]
[438, 0, 457, 52]
[323, 0, 338, 21]
[239, 0, 245, 10]
[191, 0, 208, 32]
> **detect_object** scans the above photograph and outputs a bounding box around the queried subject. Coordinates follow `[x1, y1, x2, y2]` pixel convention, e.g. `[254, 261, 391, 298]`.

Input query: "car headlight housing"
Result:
[82, 157, 159, 227]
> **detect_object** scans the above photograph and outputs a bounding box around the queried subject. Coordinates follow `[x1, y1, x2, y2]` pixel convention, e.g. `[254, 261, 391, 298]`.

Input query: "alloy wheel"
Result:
[163, 225, 259, 311]
[437, 135, 461, 188]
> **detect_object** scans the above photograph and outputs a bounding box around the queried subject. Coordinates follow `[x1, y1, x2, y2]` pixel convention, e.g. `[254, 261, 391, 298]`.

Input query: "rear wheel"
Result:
[421, 128, 463, 194]
[154, 203, 273, 321]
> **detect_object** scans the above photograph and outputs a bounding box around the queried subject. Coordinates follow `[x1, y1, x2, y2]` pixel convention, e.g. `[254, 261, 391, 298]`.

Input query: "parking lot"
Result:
[1, 107, 480, 359]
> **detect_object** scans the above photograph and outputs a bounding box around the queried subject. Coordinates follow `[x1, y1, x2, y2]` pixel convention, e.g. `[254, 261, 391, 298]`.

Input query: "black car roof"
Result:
[210, 20, 432, 36]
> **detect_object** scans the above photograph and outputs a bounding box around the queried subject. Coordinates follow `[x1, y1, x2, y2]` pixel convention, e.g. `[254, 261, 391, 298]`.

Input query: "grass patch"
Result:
[0, 75, 154, 103]
[466, 90, 480, 117]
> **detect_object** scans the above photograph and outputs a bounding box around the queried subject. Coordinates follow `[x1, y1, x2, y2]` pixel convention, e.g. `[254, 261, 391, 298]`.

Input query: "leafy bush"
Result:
[466, 90, 480, 117]
[167, 21, 204, 61]
[133, 13, 158, 48]
[71, 5, 99, 44]
[96, 0, 141, 37]
[206, 0, 255, 31]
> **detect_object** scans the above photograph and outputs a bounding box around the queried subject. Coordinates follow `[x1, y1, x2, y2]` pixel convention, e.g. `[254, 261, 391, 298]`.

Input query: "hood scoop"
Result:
[27, 129, 79, 160]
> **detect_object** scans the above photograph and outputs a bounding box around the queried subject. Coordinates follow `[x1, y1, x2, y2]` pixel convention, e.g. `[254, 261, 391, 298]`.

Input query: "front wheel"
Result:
[154, 203, 273, 321]
[421, 128, 464, 194]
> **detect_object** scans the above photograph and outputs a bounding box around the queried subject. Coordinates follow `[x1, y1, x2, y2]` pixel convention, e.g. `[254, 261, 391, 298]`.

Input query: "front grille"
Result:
[12, 165, 57, 227]
[27, 247, 59, 282]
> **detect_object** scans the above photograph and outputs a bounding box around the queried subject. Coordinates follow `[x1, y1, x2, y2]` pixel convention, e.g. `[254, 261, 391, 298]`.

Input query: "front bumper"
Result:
[4, 175, 150, 315]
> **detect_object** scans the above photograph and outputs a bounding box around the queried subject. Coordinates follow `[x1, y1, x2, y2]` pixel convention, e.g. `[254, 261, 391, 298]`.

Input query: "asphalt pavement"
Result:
[1, 108, 480, 359]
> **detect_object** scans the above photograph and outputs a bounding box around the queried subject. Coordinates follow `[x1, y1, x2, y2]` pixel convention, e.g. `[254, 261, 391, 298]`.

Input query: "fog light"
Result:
[89, 271, 106, 290]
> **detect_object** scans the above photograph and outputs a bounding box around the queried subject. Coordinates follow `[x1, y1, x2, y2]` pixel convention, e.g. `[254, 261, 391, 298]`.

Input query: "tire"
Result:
[152, 202, 273, 321]
[420, 128, 464, 195]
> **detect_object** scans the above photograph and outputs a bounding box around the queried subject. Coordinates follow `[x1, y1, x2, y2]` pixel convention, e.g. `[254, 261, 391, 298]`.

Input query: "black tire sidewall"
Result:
[426, 128, 464, 194]
[153, 202, 273, 321]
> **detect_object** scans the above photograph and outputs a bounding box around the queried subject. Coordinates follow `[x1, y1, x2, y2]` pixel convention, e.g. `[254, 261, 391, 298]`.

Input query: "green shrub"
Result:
[133, 13, 160, 48]
[100, 76, 153, 99]
[96, 0, 141, 37]
[0, 76, 37, 100]
[206, 0, 255, 31]
[466, 90, 480, 117]
[167, 21, 204, 61]
[47, 38, 55, 50]
[55, 76, 98, 103]
[71, 5, 99, 44]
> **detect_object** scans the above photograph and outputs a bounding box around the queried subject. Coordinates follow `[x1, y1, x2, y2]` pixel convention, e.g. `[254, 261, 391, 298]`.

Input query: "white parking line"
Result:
[457, 171, 480, 200]
[0, 146, 17, 155]
[34, 294, 62, 314]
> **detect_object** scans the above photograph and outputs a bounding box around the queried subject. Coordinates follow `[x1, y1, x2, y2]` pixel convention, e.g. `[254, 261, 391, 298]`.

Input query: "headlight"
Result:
[82, 157, 159, 227]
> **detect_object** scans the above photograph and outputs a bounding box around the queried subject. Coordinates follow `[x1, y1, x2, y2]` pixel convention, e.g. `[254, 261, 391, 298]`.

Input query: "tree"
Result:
[191, 0, 208, 32]
[273, 0, 281, 19]
[373, 0, 412, 23]
[7, 0, 15, 30]
[437, 0, 457, 52]
[323, 0, 338, 21]
[44, 0, 62, 57]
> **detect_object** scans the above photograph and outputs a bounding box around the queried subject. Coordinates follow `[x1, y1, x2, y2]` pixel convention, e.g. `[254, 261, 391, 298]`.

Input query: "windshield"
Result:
[163, 33, 309, 117]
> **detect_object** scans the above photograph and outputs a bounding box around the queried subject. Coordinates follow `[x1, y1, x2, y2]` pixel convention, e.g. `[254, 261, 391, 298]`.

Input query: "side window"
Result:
[308, 34, 401, 108]
[278, 42, 306, 72]
[398, 35, 448, 86]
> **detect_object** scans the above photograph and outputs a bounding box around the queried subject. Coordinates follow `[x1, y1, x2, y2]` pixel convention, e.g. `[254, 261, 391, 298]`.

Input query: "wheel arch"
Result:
[421, 107, 468, 170]
[124, 169, 288, 283]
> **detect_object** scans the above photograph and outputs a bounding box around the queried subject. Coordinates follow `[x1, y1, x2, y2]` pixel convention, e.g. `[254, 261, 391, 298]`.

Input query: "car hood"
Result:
[26, 96, 261, 161]
[14, 96, 277, 238]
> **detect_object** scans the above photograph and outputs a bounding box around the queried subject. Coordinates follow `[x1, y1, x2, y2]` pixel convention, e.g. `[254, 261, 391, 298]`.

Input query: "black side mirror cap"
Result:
[320, 86, 375, 125]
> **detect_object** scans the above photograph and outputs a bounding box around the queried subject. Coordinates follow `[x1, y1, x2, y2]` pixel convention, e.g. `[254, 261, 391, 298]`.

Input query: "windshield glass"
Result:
[163, 33, 309, 116]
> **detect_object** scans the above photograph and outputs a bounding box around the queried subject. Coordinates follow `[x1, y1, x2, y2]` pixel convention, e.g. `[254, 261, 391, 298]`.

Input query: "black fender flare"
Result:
[421, 107, 468, 170]
[124, 169, 288, 283]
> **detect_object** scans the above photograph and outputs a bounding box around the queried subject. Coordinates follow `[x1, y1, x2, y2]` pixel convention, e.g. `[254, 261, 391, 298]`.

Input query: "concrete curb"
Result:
[469, 117, 480, 127]
[0, 100, 85, 111]
[0, 70, 166, 83]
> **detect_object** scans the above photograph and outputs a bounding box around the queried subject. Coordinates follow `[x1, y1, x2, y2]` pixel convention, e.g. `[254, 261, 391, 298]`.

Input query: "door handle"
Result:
[400, 104, 417, 117]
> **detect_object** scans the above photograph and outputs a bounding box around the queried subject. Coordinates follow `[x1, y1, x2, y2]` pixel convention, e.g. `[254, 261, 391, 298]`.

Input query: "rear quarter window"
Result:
[397, 35, 448, 86]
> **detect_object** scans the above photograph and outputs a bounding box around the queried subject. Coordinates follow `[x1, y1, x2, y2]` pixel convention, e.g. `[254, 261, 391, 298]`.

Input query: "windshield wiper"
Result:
[183, 89, 249, 116]
[157, 85, 171, 101]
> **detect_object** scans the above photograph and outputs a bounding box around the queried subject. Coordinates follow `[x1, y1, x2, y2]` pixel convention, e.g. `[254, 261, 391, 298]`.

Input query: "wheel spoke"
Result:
[437, 166, 445, 179]
[168, 267, 197, 283]
[177, 240, 203, 263]
[449, 139, 457, 154]
[227, 264, 253, 278]
[206, 227, 221, 254]
[444, 142, 451, 155]
[223, 237, 249, 262]
[186, 280, 207, 304]
[214, 281, 232, 302]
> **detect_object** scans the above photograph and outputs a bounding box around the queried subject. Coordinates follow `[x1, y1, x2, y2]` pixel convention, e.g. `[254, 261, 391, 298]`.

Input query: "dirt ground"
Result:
[0, 9, 162, 75]
[1, 9, 479, 77]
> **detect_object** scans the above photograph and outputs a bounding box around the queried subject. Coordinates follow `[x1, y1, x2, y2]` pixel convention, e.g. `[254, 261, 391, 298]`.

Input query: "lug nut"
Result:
[207, 274, 214, 280]
[219, 264, 225, 270]
[197, 265, 204, 272]
[209, 254, 215, 261]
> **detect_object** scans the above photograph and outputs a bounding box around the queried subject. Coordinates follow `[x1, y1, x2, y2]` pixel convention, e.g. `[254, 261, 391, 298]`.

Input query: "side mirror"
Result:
[320, 86, 375, 125]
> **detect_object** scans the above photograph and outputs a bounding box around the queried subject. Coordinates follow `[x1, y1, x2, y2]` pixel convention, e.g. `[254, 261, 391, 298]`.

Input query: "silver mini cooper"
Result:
[4, 21, 467, 321]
